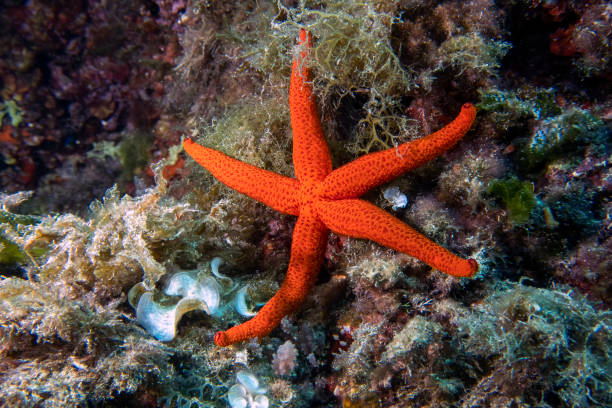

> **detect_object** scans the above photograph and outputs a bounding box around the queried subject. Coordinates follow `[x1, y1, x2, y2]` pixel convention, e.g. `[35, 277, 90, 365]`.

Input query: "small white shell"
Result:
[165, 272, 220, 314]
[383, 186, 408, 210]
[236, 370, 266, 395]
[234, 286, 257, 317]
[130, 270, 221, 341]
[229, 371, 268, 408]
[252, 394, 269, 408]
[228, 384, 248, 408]
[210, 257, 227, 279]
[164, 271, 198, 297]
[127, 282, 149, 309]
[210, 256, 238, 294]
[135, 293, 210, 341]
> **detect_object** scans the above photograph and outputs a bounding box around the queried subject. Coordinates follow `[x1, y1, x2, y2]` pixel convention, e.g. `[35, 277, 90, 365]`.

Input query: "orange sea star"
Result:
[183, 29, 478, 347]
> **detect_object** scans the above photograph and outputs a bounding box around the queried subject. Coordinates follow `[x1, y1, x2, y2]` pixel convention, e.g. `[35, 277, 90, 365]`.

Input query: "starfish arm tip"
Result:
[469, 258, 479, 273]
[214, 331, 229, 347]
[298, 28, 310, 44]
[461, 102, 477, 121]
[442, 258, 478, 278]
[460, 258, 479, 277]
[183, 138, 196, 151]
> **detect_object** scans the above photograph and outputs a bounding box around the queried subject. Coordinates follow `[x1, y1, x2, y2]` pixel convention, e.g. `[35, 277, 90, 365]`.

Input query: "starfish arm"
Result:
[183, 138, 300, 215]
[290, 29, 332, 183]
[316, 198, 477, 278]
[214, 205, 329, 346]
[320, 103, 477, 199]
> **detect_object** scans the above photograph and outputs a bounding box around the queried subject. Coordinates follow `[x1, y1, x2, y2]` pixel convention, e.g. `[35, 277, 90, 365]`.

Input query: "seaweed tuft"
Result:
[488, 177, 537, 225]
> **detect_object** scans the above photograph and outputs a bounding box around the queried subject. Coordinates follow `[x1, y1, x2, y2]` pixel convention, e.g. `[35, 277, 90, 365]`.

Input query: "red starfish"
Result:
[183, 29, 477, 347]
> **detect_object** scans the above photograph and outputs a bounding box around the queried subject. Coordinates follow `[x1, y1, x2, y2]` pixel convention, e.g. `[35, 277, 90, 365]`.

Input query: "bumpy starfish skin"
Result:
[183, 29, 477, 346]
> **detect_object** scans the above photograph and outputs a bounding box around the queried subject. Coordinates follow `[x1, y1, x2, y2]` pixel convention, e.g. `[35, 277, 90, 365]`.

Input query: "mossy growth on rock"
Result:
[477, 87, 562, 130]
[546, 187, 601, 241]
[0, 235, 28, 265]
[192, 99, 292, 176]
[0, 203, 44, 266]
[118, 130, 154, 181]
[488, 177, 537, 225]
[454, 283, 611, 407]
[478, 87, 610, 173]
[236, 0, 413, 100]
[437, 32, 511, 77]
[517, 108, 610, 172]
[223, 0, 417, 155]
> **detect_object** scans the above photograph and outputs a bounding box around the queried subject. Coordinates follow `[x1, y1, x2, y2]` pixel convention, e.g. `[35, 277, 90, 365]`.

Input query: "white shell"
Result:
[210, 257, 226, 279]
[237, 370, 266, 395]
[127, 282, 149, 309]
[136, 293, 175, 341]
[229, 371, 268, 408]
[130, 270, 220, 341]
[165, 271, 198, 297]
[210, 256, 237, 292]
[136, 292, 210, 341]
[234, 286, 257, 317]
[252, 395, 269, 408]
[383, 186, 408, 210]
[228, 384, 248, 408]
[165, 272, 220, 314]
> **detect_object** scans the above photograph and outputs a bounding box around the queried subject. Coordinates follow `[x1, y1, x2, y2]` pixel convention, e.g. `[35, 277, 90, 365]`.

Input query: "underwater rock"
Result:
[128, 271, 220, 341]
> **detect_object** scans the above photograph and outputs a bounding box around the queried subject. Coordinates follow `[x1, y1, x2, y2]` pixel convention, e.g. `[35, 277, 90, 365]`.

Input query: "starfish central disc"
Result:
[183, 29, 478, 347]
[298, 181, 322, 208]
